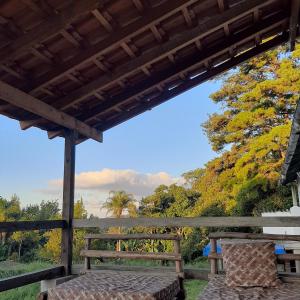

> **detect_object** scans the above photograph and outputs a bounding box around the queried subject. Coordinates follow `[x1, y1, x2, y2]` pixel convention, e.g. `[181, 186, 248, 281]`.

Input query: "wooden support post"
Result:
[61, 130, 76, 276]
[210, 238, 218, 274]
[173, 239, 185, 299]
[84, 238, 91, 271]
[173, 240, 183, 274]
[296, 173, 300, 206]
[291, 183, 299, 206]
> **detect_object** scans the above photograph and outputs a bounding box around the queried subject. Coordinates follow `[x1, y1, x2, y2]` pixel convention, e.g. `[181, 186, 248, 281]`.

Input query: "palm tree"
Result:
[102, 191, 137, 251]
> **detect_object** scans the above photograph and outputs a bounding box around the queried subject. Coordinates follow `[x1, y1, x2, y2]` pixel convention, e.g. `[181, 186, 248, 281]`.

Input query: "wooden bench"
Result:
[80, 233, 185, 299]
[81, 233, 184, 275]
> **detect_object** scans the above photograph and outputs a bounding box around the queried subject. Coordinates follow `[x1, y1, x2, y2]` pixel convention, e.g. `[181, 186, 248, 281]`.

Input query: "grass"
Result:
[0, 261, 207, 300]
[185, 280, 207, 300]
[0, 261, 52, 300]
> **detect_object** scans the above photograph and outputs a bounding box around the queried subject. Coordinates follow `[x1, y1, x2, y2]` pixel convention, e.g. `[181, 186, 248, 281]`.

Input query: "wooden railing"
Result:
[0, 220, 66, 293]
[0, 216, 300, 293]
[73, 216, 300, 229]
[0, 220, 66, 232]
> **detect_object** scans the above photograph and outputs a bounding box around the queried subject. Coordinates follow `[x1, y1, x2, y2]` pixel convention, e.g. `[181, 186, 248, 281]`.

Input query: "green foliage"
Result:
[192, 44, 300, 216]
[102, 191, 137, 218]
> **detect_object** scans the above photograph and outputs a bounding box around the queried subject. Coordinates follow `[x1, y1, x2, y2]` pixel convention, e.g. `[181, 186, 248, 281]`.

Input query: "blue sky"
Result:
[0, 80, 221, 214]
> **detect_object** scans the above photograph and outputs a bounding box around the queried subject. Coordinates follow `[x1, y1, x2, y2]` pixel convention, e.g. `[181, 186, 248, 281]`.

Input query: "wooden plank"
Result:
[174, 239, 183, 273]
[209, 232, 300, 241]
[47, 0, 275, 111]
[0, 266, 64, 292]
[80, 250, 182, 261]
[209, 253, 300, 261]
[0, 0, 103, 63]
[0, 220, 66, 232]
[0, 81, 102, 142]
[28, 0, 200, 93]
[289, 0, 300, 50]
[79, 13, 286, 122]
[210, 239, 217, 274]
[84, 234, 181, 240]
[73, 215, 300, 229]
[61, 130, 76, 276]
[72, 264, 209, 279]
[100, 32, 289, 131]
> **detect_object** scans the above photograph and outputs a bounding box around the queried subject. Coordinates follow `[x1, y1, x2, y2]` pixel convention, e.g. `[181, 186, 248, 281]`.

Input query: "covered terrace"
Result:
[1, 0, 300, 298]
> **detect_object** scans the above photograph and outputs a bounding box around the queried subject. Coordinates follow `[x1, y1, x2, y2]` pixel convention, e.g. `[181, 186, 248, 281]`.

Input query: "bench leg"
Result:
[176, 278, 185, 300]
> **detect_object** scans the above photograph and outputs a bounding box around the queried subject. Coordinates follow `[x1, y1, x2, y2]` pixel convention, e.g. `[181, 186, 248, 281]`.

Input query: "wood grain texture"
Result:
[0, 220, 66, 232]
[73, 216, 300, 229]
[80, 250, 182, 261]
[0, 81, 102, 142]
[84, 234, 181, 240]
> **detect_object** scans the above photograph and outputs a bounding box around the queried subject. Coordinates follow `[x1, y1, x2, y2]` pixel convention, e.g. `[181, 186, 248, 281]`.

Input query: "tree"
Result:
[193, 44, 299, 216]
[102, 191, 137, 251]
[40, 199, 88, 263]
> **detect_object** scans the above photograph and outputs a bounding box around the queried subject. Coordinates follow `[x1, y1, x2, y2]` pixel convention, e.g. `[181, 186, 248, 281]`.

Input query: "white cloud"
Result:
[41, 168, 184, 216]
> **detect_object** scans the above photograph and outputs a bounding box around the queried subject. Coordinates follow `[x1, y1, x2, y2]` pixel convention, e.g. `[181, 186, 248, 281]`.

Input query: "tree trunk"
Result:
[18, 240, 22, 261]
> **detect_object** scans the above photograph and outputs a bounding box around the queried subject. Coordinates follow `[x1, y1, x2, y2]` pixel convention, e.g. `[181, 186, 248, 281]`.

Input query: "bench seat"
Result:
[199, 275, 300, 300]
[46, 270, 180, 300]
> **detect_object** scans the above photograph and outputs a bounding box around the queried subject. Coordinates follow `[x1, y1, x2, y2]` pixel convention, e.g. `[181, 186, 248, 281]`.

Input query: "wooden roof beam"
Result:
[132, 0, 146, 12]
[0, 0, 104, 63]
[78, 15, 287, 123]
[99, 33, 289, 132]
[27, 0, 201, 93]
[289, 0, 300, 51]
[92, 9, 114, 32]
[47, 0, 280, 111]
[0, 81, 102, 142]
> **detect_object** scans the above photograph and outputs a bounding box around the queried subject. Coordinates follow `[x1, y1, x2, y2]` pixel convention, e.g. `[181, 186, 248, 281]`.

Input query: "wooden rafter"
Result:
[46, 0, 280, 111]
[0, 81, 102, 142]
[289, 0, 300, 51]
[27, 0, 201, 93]
[99, 33, 289, 132]
[77, 14, 287, 123]
[0, 0, 104, 63]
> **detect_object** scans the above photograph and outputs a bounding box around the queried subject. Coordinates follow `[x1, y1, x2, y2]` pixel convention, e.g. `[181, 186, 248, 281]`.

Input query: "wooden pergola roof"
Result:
[0, 0, 298, 143]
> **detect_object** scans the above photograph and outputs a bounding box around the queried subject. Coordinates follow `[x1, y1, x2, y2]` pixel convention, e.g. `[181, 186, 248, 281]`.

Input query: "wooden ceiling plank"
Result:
[48, 0, 280, 111]
[289, 0, 300, 50]
[132, 0, 145, 12]
[0, 0, 104, 63]
[31, 47, 53, 64]
[1, 64, 24, 79]
[217, 0, 226, 12]
[0, 81, 102, 142]
[19, 119, 41, 130]
[182, 7, 193, 27]
[79, 15, 287, 122]
[92, 9, 113, 32]
[99, 33, 289, 131]
[61, 30, 81, 47]
[121, 41, 137, 58]
[21, 0, 51, 16]
[28, 0, 201, 93]
[150, 25, 164, 42]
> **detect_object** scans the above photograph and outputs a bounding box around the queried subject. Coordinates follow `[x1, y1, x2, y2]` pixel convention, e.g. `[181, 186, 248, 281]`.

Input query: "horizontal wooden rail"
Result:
[209, 232, 300, 241]
[0, 266, 64, 292]
[81, 250, 182, 261]
[209, 253, 300, 261]
[84, 234, 181, 240]
[73, 217, 300, 229]
[0, 220, 66, 232]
